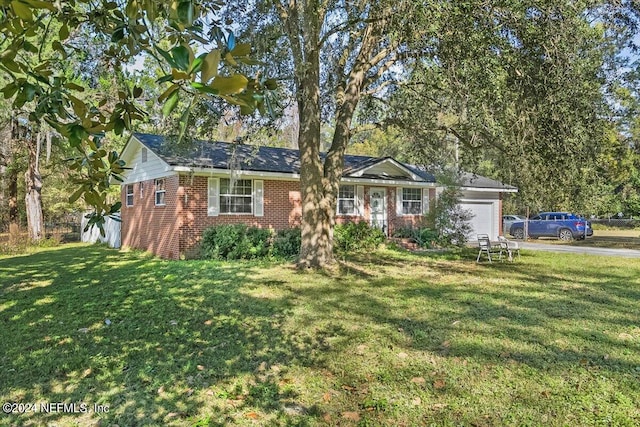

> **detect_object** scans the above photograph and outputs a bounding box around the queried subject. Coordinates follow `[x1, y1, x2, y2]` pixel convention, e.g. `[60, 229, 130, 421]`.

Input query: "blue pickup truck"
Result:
[509, 212, 593, 241]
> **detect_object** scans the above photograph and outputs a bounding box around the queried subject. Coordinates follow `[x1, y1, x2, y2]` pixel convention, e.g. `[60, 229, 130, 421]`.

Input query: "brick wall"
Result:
[120, 175, 181, 259]
[178, 176, 302, 258]
[122, 175, 434, 259]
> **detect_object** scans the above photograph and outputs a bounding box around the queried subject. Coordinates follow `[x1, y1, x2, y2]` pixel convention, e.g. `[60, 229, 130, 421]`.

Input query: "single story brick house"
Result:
[119, 133, 516, 259]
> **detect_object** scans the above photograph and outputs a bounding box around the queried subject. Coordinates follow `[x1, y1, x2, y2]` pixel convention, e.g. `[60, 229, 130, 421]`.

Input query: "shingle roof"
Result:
[458, 172, 517, 190]
[132, 133, 515, 190]
[133, 133, 436, 182]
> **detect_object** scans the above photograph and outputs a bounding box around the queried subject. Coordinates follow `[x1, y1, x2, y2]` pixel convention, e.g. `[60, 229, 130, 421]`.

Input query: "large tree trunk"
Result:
[25, 133, 44, 242]
[295, 6, 334, 268]
[275, 2, 391, 268]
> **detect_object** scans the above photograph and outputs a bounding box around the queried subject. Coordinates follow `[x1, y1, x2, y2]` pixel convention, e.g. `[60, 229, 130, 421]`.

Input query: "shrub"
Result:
[426, 176, 473, 247]
[272, 227, 301, 258]
[334, 221, 386, 253]
[201, 224, 273, 260]
[392, 226, 440, 248]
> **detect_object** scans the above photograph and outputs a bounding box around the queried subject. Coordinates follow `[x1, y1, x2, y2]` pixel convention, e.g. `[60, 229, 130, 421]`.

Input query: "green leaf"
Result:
[189, 81, 218, 95]
[1, 83, 18, 99]
[2, 59, 21, 73]
[230, 43, 251, 57]
[200, 49, 220, 84]
[171, 45, 190, 71]
[52, 41, 67, 58]
[133, 86, 143, 98]
[22, 82, 36, 101]
[11, 1, 33, 21]
[156, 46, 177, 69]
[23, 0, 56, 10]
[111, 27, 125, 42]
[68, 95, 87, 117]
[264, 78, 277, 90]
[158, 83, 179, 103]
[59, 23, 69, 40]
[210, 74, 248, 95]
[64, 82, 85, 92]
[162, 89, 179, 116]
[69, 186, 85, 204]
[156, 74, 173, 84]
[69, 124, 87, 147]
[114, 118, 125, 135]
[109, 201, 122, 214]
[177, 1, 194, 26]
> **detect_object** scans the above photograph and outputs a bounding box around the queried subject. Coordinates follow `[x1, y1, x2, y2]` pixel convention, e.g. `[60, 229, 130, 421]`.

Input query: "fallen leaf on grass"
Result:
[356, 344, 367, 355]
[433, 379, 446, 390]
[157, 386, 165, 394]
[410, 377, 426, 385]
[397, 352, 408, 359]
[246, 411, 260, 419]
[197, 365, 205, 371]
[204, 320, 213, 326]
[322, 413, 332, 422]
[342, 411, 361, 421]
[411, 397, 422, 406]
[322, 392, 332, 402]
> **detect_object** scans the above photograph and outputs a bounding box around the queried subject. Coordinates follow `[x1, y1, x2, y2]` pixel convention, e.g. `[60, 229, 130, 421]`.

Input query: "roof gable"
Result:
[345, 157, 425, 182]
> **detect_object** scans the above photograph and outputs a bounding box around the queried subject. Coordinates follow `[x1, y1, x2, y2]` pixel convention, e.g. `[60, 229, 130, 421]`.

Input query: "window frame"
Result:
[125, 184, 134, 207]
[337, 185, 358, 216]
[219, 178, 253, 215]
[401, 187, 422, 215]
[154, 178, 166, 206]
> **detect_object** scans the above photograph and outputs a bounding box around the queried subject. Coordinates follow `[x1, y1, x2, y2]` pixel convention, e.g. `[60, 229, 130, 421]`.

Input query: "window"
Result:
[125, 184, 134, 207]
[139, 182, 144, 198]
[155, 178, 166, 206]
[141, 147, 148, 163]
[337, 185, 357, 215]
[402, 188, 422, 215]
[220, 178, 252, 214]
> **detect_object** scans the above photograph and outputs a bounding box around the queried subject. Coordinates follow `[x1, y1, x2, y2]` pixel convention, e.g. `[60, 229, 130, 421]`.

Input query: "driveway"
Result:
[518, 241, 640, 258]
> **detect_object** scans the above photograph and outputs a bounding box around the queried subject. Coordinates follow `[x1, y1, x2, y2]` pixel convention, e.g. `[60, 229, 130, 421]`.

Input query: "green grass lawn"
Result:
[1, 244, 639, 426]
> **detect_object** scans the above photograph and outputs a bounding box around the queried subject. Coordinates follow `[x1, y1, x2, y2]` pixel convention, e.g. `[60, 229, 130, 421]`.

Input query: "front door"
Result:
[369, 188, 387, 234]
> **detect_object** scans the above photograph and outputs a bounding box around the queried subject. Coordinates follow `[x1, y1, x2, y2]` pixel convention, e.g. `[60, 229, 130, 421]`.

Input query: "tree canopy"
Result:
[0, 0, 272, 229]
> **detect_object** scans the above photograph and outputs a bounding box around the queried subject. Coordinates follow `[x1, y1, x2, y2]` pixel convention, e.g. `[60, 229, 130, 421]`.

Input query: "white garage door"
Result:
[459, 202, 494, 241]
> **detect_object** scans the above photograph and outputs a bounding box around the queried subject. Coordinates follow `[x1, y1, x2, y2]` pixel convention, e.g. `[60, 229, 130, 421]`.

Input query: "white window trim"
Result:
[155, 178, 166, 206]
[219, 178, 254, 215]
[208, 178, 264, 217]
[337, 184, 358, 216]
[125, 184, 134, 207]
[397, 187, 429, 216]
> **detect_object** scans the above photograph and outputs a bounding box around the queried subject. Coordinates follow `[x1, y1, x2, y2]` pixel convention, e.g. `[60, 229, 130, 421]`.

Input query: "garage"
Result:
[459, 201, 495, 241]
[456, 173, 518, 241]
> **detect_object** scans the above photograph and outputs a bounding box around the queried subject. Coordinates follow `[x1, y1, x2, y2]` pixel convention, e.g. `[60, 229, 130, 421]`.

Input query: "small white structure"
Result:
[81, 213, 121, 248]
